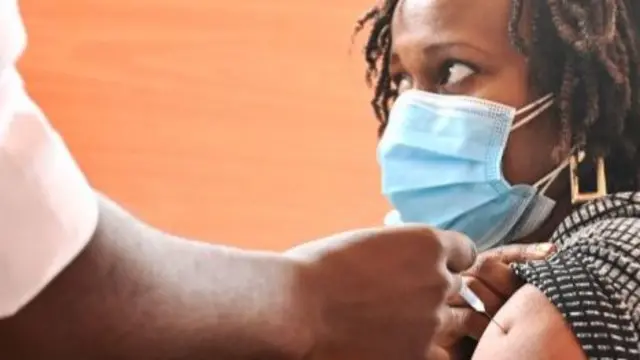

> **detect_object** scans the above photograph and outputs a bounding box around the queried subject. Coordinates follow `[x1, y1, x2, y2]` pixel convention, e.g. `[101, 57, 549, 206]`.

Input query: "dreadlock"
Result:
[354, 0, 640, 192]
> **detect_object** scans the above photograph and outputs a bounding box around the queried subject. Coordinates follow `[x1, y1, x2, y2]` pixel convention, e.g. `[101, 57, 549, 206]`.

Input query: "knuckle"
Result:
[477, 256, 494, 273]
[419, 225, 442, 241]
[491, 246, 507, 259]
[389, 226, 448, 269]
[463, 276, 483, 295]
[418, 227, 445, 257]
[468, 254, 492, 275]
[513, 243, 529, 255]
[391, 224, 442, 248]
[502, 244, 532, 262]
[449, 307, 474, 338]
[432, 308, 445, 331]
[489, 245, 514, 262]
[433, 307, 456, 344]
[454, 307, 473, 327]
[401, 223, 437, 236]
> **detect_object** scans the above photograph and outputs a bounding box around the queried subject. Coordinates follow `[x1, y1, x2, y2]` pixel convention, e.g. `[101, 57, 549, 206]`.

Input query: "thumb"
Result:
[493, 242, 556, 264]
[439, 230, 478, 273]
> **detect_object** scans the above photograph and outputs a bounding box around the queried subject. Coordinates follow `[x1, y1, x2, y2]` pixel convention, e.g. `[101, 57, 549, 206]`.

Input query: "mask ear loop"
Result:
[516, 93, 554, 114]
[533, 146, 578, 194]
[511, 94, 554, 131]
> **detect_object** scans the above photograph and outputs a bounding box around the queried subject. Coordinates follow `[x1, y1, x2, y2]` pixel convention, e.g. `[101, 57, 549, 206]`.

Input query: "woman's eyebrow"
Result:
[419, 41, 492, 58]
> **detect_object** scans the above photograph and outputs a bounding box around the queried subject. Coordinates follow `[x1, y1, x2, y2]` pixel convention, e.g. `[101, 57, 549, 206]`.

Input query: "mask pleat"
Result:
[379, 90, 557, 250]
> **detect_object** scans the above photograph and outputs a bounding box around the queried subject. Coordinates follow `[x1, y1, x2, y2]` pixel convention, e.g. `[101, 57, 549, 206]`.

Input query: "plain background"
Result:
[18, 0, 387, 250]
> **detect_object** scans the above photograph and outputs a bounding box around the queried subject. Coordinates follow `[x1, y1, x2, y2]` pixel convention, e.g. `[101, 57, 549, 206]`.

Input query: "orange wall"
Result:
[18, 0, 387, 250]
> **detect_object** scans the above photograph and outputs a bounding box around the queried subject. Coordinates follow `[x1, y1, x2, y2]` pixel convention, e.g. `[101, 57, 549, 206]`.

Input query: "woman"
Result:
[354, 0, 640, 359]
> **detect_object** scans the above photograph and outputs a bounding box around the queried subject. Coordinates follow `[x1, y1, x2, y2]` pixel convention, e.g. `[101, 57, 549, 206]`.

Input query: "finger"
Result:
[465, 258, 524, 299]
[435, 305, 491, 346]
[432, 305, 462, 348]
[447, 276, 504, 315]
[448, 307, 490, 341]
[438, 230, 477, 273]
[445, 273, 463, 299]
[438, 277, 501, 345]
[490, 242, 556, 264]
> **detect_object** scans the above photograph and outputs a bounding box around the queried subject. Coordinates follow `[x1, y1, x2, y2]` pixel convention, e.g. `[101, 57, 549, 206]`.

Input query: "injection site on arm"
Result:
[0, 0, 98, 318]
[472, 284, 587, 360]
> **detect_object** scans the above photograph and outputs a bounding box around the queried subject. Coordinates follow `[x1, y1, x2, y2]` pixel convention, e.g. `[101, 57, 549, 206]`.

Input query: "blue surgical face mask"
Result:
[378, 89, 566, 250]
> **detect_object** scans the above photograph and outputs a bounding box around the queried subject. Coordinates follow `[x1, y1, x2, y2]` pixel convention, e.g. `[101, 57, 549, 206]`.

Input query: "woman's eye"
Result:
[439, 62, 476, 87]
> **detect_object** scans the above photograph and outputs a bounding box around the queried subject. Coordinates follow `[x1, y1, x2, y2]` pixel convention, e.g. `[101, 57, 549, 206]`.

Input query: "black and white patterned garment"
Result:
[512, 192, 640, 359]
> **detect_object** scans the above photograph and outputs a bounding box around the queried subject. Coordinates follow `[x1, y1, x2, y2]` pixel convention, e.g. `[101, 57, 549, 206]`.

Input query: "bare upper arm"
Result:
[472, 284, 587, 360]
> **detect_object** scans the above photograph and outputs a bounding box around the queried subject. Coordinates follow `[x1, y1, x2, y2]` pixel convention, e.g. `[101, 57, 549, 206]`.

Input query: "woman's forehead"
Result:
[392, 0, 515, 52]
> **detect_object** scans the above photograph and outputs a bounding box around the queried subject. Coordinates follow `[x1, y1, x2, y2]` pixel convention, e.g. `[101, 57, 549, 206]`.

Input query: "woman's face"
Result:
[389, 0, 566, 197]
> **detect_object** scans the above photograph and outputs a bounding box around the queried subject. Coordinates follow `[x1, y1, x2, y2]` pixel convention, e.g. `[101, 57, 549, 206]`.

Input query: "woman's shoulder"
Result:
[550, 191, 640, 247]
[510, 192, 640, 359]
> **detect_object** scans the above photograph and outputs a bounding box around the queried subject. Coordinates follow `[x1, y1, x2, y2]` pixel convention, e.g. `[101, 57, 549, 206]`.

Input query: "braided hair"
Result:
[354, 0, 640, 192]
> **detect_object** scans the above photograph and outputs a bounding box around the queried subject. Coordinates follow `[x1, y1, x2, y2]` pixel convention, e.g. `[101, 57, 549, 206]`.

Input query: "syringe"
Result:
[458, 282, 507, 333]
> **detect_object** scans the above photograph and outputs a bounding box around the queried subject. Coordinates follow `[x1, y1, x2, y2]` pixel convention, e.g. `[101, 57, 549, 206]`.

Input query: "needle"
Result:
[458, 282, 507, 333]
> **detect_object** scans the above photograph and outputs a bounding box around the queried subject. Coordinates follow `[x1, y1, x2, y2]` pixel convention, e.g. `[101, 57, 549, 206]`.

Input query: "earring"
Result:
[569, 151, 608, 204]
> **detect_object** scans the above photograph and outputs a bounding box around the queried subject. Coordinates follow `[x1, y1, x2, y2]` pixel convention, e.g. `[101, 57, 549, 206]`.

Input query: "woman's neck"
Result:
[518, 191, 574, 244]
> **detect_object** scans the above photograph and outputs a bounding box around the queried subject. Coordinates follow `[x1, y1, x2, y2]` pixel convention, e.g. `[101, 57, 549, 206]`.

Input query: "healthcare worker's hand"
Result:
[426, 243, 556, 360]
[284, 224, 477, 360]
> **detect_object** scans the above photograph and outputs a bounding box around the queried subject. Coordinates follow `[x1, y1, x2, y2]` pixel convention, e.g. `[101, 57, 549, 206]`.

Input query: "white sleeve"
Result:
[0, 0, 99, 318]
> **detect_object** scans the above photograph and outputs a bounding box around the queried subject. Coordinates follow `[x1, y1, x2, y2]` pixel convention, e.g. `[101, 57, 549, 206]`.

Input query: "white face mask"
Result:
[379, 90, 563, 249]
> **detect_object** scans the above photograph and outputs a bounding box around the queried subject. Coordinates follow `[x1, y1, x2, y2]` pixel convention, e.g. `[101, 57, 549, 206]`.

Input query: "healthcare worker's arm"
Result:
[0, 194, 475, 360]
[0, 2, 305, 357]
[0, 196, 314, 359]
[0, 2, 480, 359]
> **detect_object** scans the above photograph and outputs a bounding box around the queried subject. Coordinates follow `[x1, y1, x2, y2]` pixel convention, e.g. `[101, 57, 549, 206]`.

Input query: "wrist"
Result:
[239, 252, 319, 360]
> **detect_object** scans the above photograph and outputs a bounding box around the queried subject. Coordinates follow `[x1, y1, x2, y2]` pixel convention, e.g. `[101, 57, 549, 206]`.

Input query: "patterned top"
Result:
[512, 192, 640, 359]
